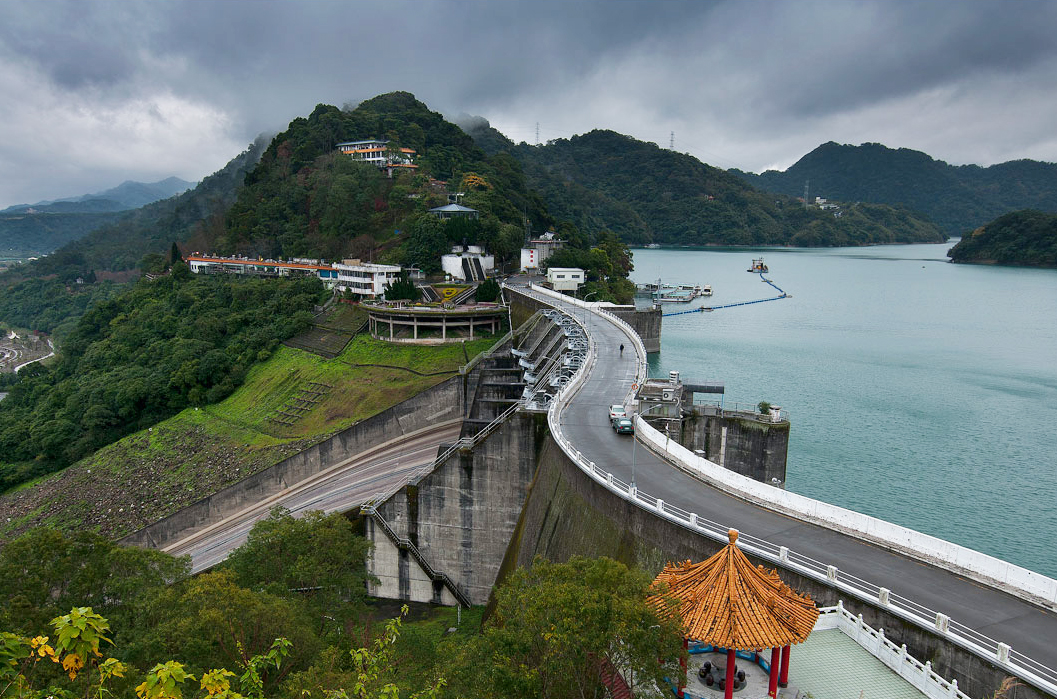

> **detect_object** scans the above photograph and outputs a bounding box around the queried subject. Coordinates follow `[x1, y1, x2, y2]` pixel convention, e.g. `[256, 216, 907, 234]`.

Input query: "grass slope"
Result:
[0, 334, 497, 540]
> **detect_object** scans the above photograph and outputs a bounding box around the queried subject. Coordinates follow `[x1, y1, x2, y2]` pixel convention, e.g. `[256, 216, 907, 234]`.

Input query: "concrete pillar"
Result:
[724, 648, 736, 699]
[413, 316, 418, 340]
[778, 645, 790, 687]
[442, 316, 446, 340]
[768, 647, 780, 697]
[469, 317, 474, 339]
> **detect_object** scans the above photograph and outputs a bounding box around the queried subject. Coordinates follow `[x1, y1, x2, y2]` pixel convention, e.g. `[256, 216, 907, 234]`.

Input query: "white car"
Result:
[609, 405, 627, 421]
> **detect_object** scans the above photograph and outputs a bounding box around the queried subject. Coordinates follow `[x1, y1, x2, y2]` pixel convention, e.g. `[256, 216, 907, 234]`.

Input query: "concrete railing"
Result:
[516, 283, 1057, 697]
[816, 602, 971, 699]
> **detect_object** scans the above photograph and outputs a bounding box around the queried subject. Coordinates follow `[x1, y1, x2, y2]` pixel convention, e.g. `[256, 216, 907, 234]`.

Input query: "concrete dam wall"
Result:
[121, 373, 470, 550]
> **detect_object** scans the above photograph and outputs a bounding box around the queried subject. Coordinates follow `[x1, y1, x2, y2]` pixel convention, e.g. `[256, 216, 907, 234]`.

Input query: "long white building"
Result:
[185, 254, 401, 298]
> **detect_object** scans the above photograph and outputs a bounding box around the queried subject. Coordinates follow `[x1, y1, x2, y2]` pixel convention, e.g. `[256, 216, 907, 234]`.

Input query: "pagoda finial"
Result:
[728, 528, 739, 545]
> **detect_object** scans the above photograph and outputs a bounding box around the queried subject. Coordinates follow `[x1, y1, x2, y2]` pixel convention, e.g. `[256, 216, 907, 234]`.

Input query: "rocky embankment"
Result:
[0, 424, 317, 542]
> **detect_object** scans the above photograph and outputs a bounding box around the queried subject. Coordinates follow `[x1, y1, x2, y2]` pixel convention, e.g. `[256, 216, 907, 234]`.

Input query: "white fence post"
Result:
[656, 499, 664, 513]
[997, 642, 1010, 664]
[779, 546, 789, 563]
[949, 678, 959, 698]
[690, 512, 698, 527]
[878, 587, 890, 606]
[827, 564, 838, 581]
[935, 612, 950, 634]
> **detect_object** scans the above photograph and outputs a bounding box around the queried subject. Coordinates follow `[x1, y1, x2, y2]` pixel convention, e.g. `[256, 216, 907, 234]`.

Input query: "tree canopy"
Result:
[947, 209, 1057, 267]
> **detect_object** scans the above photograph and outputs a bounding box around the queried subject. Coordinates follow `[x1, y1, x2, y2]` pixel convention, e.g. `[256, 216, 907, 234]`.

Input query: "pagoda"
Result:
[649, 529, 819, 699]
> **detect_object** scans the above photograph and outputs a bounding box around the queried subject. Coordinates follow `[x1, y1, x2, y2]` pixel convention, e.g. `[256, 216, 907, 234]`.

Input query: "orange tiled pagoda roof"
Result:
[648, 529, 819, 650]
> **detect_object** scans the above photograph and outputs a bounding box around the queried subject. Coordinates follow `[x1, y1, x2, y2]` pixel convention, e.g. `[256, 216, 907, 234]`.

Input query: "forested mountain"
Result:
[733, 141, 1057, 236]
[947, 210, 1057, 267]
[222, 92, 551, 266]
[2, 140, 267, 283]
[462, 119, 944, 247]
[0, 178, 197, 260]
[0, 212, 125, 260]
[2, 177, 194, 214]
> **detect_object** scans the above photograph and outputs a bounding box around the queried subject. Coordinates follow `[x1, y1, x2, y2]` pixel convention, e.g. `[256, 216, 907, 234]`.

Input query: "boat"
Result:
[747, 258, 768, 273]
[700, 284, 713, 296]
[645, 243, 661, 249]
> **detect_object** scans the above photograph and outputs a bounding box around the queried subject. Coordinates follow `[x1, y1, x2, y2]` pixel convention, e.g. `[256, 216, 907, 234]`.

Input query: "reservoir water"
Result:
[632, 243, 1057, 578]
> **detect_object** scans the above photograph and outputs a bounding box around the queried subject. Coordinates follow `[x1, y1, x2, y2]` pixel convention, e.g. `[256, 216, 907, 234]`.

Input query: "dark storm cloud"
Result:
[2, 0, 1057, 207]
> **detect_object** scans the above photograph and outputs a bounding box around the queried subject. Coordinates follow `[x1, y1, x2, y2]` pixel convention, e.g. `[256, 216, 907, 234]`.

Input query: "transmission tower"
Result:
[803, 179, 810, 208]
[670, 131, 675, 150]
[536, 122, 540, 145]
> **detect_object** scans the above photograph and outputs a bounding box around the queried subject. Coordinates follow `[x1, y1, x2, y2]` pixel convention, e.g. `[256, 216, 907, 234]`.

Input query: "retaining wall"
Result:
[121, 374, 468, 550]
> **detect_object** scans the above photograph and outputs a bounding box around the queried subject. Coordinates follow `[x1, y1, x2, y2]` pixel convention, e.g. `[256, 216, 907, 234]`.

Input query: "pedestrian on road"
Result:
[619, 343, 624, 355]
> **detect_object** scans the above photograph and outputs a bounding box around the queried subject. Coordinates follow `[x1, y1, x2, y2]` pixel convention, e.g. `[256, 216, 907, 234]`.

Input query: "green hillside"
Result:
[222, 93, 551, 268]
[735, 141, 1057, 235]
[0, 273, 324, 492]
[464, 121, 944, 247]
[947, 210, 1057, 267]
[0, 334, 496, 539]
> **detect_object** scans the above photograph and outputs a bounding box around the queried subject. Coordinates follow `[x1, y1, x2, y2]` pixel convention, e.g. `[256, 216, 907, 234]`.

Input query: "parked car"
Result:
[609, 404, 627, 421]
[612, 417, 634, 434]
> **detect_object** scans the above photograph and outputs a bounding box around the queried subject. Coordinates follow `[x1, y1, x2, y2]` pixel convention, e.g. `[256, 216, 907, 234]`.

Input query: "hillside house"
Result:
[336, 139, 417, 177]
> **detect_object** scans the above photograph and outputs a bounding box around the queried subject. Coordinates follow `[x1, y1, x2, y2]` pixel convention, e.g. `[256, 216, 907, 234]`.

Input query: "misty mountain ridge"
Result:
[732, 141, 1057, 235]
[3, 176, 195, 214]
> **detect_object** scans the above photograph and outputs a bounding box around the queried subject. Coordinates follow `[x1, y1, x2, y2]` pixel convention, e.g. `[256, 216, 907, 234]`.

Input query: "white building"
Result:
[185, 255, 340, 287]
[333, 259, 403, 297]
[441, 245, 494, 282]
[546, 267, 584, 292]
[519, 232, 565, 272]
[335, 140, 417, 177]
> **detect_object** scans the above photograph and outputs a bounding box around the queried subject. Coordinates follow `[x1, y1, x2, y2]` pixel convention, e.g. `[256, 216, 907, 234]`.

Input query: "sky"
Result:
[3, 0, 1057, 208]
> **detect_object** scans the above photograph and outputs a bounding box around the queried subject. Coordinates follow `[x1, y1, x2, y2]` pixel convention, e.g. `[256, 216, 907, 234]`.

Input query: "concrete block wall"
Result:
[370, 412, 541, 605]
[678, 409, 789, 484]
[366, 519, 459, 606]
[610, 305, 662, 353]
[121, 374, 468, 550]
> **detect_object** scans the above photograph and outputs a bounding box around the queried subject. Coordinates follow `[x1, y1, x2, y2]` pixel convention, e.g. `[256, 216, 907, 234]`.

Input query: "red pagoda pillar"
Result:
[768, 646, 781, 697]
[724, 648, 736, 699]
[678, 638, 688, 698]
[778, 644, 791, 687]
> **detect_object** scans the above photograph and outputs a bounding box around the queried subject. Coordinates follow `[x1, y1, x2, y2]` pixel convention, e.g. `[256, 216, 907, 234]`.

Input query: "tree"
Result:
[474, 278, 500, 303]
[384, 272, 421, 301]
[224, 508, 374, 635]
[170, 242, 183, 267]
[446, 556, 685, 699]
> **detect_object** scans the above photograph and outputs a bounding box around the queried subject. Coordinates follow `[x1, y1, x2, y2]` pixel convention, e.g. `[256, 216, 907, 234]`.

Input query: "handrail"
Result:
[509, 282, 1057, 697]
[360, 504, 472, 608]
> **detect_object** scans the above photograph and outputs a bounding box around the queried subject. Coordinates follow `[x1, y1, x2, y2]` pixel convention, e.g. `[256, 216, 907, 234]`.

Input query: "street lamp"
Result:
[582, 291, 599, 332]
[630, 401, 667, 492]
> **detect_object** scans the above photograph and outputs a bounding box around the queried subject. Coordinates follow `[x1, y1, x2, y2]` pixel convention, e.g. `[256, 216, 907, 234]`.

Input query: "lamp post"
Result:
[631, 401, 666, 492]
[582, 291, 599, 334]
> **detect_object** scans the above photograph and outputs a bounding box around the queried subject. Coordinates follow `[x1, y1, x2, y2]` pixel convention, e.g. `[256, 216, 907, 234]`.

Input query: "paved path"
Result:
[526, 287, 1057, 682]
[163, 421, 461, 573]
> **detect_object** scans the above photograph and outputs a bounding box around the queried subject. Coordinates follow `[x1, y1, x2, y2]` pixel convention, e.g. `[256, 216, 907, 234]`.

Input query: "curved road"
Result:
[163, 422, 461, 573]
[530, 287, 1057, 683]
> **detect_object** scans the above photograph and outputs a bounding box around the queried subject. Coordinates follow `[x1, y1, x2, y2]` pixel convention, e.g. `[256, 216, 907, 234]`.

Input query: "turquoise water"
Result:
[633, 243, 1057, 578]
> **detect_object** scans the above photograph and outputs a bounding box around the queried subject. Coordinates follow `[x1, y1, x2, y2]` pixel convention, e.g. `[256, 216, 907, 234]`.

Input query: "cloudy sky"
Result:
[3, 0, 1057, 208]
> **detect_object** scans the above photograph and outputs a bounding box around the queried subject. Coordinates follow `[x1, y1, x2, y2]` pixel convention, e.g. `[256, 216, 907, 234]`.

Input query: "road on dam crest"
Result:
[525, 286, 1057, 679]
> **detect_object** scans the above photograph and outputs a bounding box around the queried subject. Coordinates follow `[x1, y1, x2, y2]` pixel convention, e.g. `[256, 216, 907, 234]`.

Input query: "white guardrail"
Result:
[513, 282, 1057, 696]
